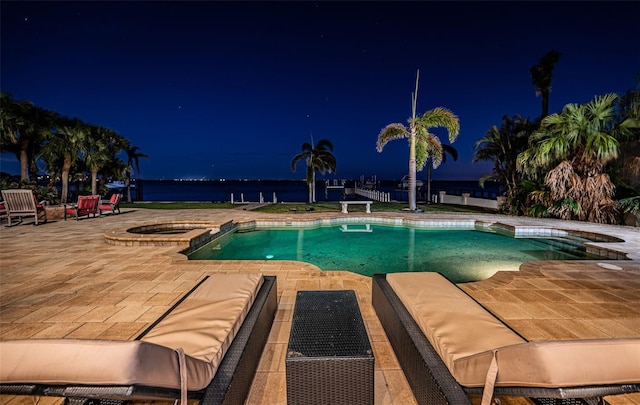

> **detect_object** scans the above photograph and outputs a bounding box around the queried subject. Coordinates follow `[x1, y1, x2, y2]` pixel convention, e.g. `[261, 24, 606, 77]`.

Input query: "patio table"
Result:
[286, 290, 374, 405]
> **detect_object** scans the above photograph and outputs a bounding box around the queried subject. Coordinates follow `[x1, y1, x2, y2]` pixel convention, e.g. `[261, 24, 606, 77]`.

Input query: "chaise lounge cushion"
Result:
[0, 273, 265, 391]
[0, 339, 214, 391]
[386, 272, 640, 389]
[462, 339, 640, 388]
[141, 272, 263, 366]
[387, 272, 525, 386]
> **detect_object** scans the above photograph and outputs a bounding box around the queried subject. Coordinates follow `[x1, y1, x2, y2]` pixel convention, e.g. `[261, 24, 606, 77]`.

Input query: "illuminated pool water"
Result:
[188, 223, 607, 282]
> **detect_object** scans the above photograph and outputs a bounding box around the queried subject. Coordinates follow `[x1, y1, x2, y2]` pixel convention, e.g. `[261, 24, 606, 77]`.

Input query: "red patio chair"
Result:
[99, 193, 122, 215]
[64, 195, 100, 220]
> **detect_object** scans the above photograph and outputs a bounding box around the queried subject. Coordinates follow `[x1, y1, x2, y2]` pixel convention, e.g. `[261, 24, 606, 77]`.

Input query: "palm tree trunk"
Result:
[408, 124, 417, 211]
[126, 175, 132, 203]
[19, 140, 29, 181]
[61, 158, 71, 203]
[312, 171, 317, 203]
[408, 70, 420, 211]
[427, 161, 432, 204]
[91, 170, 98, 195]
[541, 90, 550, 118]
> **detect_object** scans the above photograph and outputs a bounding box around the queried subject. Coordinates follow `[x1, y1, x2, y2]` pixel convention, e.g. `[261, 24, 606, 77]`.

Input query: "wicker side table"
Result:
[286, 290, 374, 405]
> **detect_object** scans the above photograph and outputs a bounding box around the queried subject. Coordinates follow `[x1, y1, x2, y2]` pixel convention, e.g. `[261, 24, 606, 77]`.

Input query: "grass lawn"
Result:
[120, 201, 496, 214]
[120, 202, 236, 209]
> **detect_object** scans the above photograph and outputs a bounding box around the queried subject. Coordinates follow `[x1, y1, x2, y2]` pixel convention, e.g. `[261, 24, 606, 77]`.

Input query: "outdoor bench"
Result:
[340, 200, 373, 213]
[372, 272, 640, 405]
[0, 273, 277, 405]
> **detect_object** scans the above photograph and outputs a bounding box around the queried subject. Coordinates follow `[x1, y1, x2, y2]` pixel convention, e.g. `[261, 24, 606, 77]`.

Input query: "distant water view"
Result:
[128, 179, 501, 203]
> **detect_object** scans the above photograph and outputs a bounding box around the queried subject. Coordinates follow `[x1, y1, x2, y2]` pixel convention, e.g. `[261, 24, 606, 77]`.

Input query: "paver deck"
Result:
[1, 208, 639, 404]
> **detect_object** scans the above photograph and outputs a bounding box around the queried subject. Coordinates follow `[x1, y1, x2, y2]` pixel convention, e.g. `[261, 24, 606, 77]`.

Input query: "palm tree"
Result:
[125, 145, 149, 202]
[376, 70, 460, 211]
[0, 94, 57, 182]
[85, 126, 124, 195]
[473, 115, 535, 212]
[0, 93, 20, 146]
[530, 50, 561, 119]
[291, 138, 336, 203]
[518, 93, 638, 223]
[43, 118, 86, 203]
[424, 144, 458, 203]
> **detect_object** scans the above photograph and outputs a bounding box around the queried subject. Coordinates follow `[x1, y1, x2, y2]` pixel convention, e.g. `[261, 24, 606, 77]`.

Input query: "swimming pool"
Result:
[188, 221, 610, 282]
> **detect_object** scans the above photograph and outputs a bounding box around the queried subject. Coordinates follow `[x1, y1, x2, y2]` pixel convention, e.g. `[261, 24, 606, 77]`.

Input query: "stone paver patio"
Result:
[1, 207, 639, 404]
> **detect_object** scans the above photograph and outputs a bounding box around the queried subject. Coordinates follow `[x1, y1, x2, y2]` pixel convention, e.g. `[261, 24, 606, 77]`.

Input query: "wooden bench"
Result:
[372, 272, 640, 405]
[1, 189, 47, 226]
[0, 274, 277, 405]
[340, 200, 373, 213]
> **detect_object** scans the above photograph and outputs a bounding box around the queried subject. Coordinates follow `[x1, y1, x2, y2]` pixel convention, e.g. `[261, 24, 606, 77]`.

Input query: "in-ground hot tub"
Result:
[104, 220, 236, 254]
[127, 223, 202, 235]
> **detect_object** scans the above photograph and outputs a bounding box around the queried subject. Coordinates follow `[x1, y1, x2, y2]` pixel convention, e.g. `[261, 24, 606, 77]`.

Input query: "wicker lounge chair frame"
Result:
[0, 275, 278, 405]
[371, 274, 640, 405]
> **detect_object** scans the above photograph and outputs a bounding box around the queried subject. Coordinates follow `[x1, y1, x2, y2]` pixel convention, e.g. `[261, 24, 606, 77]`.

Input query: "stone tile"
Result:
[64, 322, 118, 339]
[97, 322, 147, 340]
[268, 320, 291, 344]
[75, 306, 122, 322]
[372, 340, 401, 370]
[42, 306, 94, 323]
[257, 342, 286, 372]
[105, 306, 152, 323]
[382, 369, 418, 405]
[246, 371, 286, 405]
[32, 322, 83, 338]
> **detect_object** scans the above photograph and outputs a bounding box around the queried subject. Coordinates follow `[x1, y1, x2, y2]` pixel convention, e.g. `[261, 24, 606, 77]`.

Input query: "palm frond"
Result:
[376, 123, 408, 152]
[416, 131, 443, 170]
[584, 132, 618, 163]
[416, 107, 460, 143]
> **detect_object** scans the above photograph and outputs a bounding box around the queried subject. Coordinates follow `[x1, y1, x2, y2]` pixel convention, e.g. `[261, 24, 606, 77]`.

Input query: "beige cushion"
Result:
[0, 273, 264, 391]
[387, 272, 640, 388]
[461, 339, 640, 388]
[387, 272, 525, 386]
[0, 339, 214, 390]
[141, 272, 263, 368]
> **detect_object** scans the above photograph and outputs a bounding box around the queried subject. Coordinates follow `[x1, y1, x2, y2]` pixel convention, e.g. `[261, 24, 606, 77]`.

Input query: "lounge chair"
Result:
[64, 195, 100, 220]
[0, 273, 277, 405]
[0, 189, 47, 226]
[372, 272, 640, 405]
[99, 193, 122, 215]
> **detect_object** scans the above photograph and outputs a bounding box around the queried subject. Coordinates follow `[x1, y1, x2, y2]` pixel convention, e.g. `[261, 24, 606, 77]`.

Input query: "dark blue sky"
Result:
[1, 1, 638, 181]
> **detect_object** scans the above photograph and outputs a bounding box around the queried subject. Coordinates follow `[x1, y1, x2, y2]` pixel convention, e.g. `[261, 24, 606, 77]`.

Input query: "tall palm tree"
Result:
[125, 145, 149, 202]
[473, 115, 534, 211]
[518, 93, 638, 223]
[43, 118, 87, 203]
[291, 138, 336, 203]
[0, 94, 57, 181]
[1, 93, 20, 146]
[85, 126, 124, 195]
[377, 70, 460, 211]
[530, 50, 561, 119]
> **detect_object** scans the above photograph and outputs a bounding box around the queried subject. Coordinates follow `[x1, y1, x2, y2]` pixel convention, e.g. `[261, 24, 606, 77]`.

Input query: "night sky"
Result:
[1, 1, 638, 181]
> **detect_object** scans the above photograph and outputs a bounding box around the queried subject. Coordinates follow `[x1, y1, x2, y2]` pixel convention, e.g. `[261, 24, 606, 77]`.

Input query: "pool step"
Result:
[526, 237, 587, 259]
